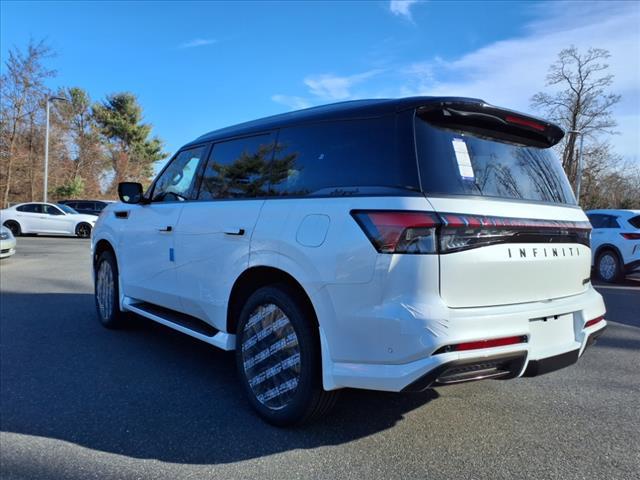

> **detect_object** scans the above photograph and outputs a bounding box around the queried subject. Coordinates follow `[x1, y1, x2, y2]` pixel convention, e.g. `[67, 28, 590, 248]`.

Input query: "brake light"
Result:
[584, 316, 604, 328]
[505, 115, 546, 132]
[351, 210, 439, 254]
[621, 232, 640, 240]
[434, 335, 528, 354]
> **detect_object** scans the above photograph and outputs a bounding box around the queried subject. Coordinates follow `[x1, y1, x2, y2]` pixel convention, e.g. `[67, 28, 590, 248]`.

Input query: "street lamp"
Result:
[43, 96, 69, 203]
[568, 129, 585, 203]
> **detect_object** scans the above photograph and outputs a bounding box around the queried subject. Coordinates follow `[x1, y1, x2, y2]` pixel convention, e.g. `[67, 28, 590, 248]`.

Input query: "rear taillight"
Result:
[434, 335, 528, 354]
[351, 211, 439, 254]
[352, 211, 592, 254]
[621, 232, 640, 240]
[440, 213, 591, 253]
[584, 316, 604, 328]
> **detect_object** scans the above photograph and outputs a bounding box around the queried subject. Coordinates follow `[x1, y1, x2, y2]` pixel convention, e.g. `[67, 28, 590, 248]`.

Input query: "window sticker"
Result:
[452, 138, 474, 180]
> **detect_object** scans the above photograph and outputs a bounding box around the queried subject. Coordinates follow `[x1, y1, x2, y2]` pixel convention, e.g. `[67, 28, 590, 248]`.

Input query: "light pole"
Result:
[43, 96, 68, 203]
[568, 129, 585, 203]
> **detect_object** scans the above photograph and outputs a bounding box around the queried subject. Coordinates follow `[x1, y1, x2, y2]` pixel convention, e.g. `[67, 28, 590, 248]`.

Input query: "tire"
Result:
[76, 222, 92, 238]
[596, 249, 623, 283]
[3, 221, 21, 237]
[94, 250, 128, 328]
[235, 284, 339, 426]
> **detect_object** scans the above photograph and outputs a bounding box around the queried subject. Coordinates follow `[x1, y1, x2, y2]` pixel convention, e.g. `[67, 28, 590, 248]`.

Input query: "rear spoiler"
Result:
[416, 100, 564, 148]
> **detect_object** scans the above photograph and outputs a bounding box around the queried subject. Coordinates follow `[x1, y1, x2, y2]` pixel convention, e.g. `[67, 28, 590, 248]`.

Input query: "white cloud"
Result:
[303, 70, 383, 101]
[271, 94, 312, 110]
[389, 0, 419, 20]
[179, 38, 216, 49]
[271, 1, 639, 161]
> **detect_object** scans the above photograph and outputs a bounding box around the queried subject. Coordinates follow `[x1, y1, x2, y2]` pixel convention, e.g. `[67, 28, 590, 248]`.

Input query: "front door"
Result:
[118, 145, 209, 310]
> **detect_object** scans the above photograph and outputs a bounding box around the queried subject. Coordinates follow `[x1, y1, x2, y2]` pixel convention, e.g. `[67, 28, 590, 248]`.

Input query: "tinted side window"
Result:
[16, 204, 42, 213]
[198, 133, 275, 199]
[43, 204, 63, 215]
[270, 117, 415, 196]
[628, 215, 640, 229]
[152, 145, 208, 202]
[588, 214, 604, 228]
[604, 215, 620, 228]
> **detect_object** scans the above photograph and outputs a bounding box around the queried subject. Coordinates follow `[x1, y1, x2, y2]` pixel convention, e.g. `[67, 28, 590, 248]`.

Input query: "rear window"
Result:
[628, 215, 640, 229]
[415, 114, 576, 205]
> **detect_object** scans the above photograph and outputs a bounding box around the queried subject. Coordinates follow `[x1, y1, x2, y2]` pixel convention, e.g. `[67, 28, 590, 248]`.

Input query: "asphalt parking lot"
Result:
[1, 237, 639, 480]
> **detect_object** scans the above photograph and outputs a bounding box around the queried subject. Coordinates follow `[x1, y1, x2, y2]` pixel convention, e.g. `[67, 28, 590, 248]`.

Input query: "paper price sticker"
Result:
[452, 138, 474, 179]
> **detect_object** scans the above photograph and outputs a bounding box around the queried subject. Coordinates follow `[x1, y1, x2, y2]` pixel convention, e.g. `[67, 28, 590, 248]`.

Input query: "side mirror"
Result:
[118, 182, 144, 204]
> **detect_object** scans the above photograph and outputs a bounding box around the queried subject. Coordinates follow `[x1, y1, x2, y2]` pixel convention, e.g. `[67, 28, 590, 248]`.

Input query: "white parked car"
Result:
[586, 209, 640, 282]
[1, 202, 97, 238]
[0, 225, 16, 258]
[92, 97, 607, 425]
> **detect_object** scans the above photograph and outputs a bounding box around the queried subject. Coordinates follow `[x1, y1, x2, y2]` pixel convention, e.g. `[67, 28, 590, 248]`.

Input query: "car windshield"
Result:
[57, 203, 79, 214]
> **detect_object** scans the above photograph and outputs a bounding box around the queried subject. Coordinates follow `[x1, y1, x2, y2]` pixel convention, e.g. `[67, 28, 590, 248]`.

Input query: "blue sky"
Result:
[1, 0, 638, 164]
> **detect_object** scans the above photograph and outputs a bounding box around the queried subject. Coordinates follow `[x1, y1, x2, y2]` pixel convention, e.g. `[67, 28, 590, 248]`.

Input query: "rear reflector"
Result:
[621, 233, 640, 240]
[584, 316, 605, 329]
[434, 335, 527, 354]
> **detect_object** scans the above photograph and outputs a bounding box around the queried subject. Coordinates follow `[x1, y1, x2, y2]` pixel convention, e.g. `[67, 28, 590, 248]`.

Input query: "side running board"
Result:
[123, 299, 236, 351]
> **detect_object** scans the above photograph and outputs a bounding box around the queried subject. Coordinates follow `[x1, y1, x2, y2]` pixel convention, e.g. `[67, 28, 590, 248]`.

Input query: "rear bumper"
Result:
[320, 286, 607, 392]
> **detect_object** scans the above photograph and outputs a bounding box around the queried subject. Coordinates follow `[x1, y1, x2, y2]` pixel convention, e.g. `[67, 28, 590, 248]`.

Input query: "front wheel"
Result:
[596, 249, 623, 283]
[235, 284, 338, 426]
[76, 222, 92, 238]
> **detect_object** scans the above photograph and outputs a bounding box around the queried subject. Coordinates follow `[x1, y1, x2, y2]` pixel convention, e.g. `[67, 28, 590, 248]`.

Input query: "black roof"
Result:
[183, 96, 485, 148]
[182, 95, 563, 149]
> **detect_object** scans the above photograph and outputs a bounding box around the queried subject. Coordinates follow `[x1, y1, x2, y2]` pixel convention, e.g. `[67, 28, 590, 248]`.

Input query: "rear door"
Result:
[174, 133, 275, 329]
[414, 105, 591, 308]
[118, 145, 209, 310]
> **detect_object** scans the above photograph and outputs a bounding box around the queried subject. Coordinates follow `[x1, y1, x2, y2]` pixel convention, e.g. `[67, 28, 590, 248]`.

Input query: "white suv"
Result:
[586, 209, 640, 282]
[91, 97, 607, 425]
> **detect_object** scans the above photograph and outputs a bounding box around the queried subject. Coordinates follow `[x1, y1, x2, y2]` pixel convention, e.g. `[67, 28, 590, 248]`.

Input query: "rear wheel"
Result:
[596, 249, 622, 283]
[95, 250, 128, 328]
[76, 222, 92, 238]
[3, 221, 21, 237]
[235, 284, 338, 426]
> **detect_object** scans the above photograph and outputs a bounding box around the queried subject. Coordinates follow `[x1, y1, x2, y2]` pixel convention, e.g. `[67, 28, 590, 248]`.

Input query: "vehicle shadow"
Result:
[0, 291, 439, 465]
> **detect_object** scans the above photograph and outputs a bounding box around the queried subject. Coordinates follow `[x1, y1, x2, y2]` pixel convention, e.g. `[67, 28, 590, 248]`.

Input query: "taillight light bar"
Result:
[621, 232, 640, 240]
[584, 316, 605, 329]
[434, 335, 528, 354]
[351, 210, 592, 255]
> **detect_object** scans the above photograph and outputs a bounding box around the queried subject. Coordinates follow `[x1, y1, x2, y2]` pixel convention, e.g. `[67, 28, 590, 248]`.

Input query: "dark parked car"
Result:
[58, 200, 114, 216]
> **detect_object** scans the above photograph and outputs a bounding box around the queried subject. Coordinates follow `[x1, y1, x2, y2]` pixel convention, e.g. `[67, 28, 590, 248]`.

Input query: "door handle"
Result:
[224, 227, 245, 236]
[158, 226, 173, 232]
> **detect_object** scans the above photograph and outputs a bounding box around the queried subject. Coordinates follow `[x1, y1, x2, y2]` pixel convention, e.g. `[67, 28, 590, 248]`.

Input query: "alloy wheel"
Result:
[240, 303, 302, 410]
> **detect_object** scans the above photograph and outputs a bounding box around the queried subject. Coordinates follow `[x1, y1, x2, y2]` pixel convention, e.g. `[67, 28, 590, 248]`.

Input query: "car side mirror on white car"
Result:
[118, 182, 144, 204]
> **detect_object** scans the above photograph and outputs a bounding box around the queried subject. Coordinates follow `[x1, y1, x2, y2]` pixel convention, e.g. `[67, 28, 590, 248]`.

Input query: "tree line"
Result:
[1, 41, 638, 209]
[0, 40, 167, 208]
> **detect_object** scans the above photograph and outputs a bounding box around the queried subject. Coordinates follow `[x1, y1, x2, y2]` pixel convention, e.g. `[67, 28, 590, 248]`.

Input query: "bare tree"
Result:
[531, 46, 621, 191]
[0, 39, 55, 207]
